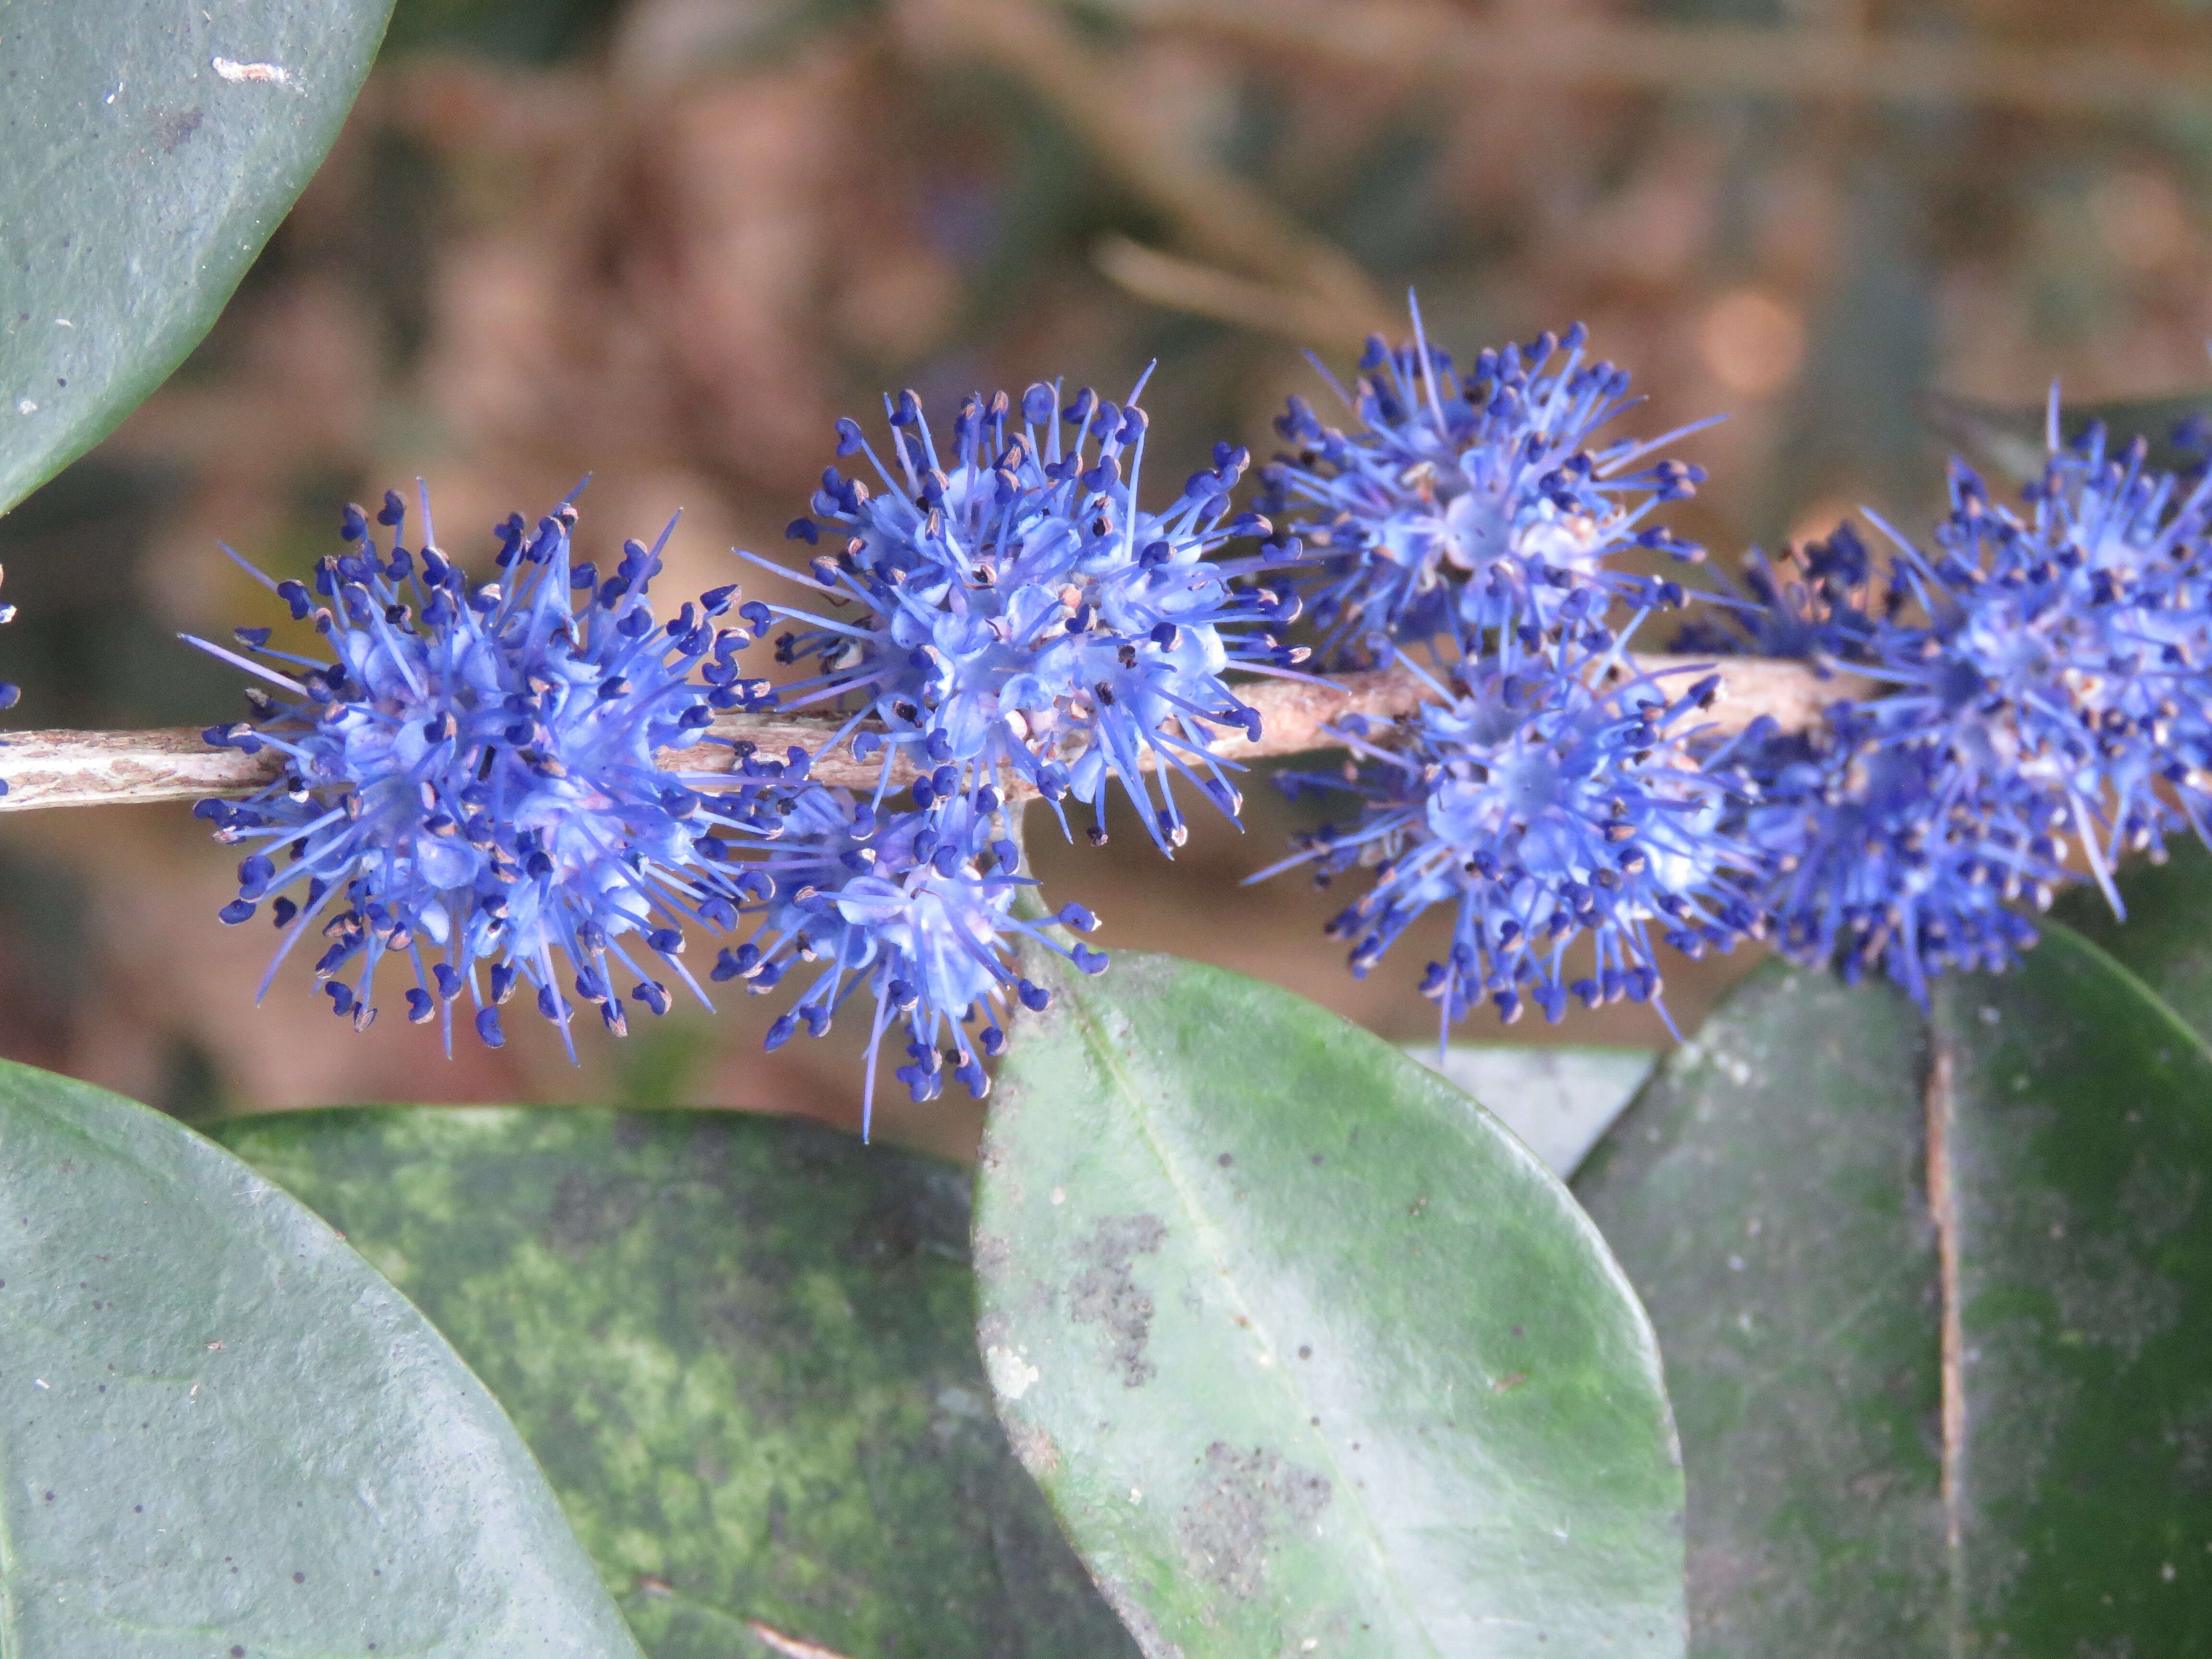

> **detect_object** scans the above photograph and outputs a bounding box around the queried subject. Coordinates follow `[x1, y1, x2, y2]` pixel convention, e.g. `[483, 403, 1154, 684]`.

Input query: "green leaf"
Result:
[2051, 836, 2212, 1044]
[1408, 1043, 1656, 1178]
[0, 1062, 639, 1657]
[1575, 935, 2212, 1656]
[1933, 925, 2212, 1650]
[1571, 965, 1946, 1654]
[0, 0, 394, 515]
[212, 1106, 1138, 1659]
[976, 950, 1685, 1659]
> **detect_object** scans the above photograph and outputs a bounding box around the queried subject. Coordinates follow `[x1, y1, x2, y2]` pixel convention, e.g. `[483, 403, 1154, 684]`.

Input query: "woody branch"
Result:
[0, 653, 1857, 813]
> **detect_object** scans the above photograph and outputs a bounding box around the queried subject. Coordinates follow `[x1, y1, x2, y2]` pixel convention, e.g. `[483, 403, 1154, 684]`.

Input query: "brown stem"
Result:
[1112, 1, 2212, 117]
[1924, 1041, 1967, 1569]
[1092, 234, 1373, 350]
[0, 653, 1859, 814]
[744, 1620, 855, 1659]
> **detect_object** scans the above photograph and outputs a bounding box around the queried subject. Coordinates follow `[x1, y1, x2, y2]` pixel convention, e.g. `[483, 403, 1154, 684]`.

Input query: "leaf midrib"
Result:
[1923, 919, 2212, 1655]
[1052, 958, 1446, 1659]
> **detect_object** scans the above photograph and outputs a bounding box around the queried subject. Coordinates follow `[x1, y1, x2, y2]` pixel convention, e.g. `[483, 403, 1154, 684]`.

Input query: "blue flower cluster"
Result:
[1250, 314, 1759, 1034]
[196, 373, 1273, 1127]
[706, 377, 1294, 1122]
[1262, 644, 1762, 1041]
[191, 487, 784, 1061]
[709, 783, 1104, 1114]
[1670, 519, 1886, 668]
[754, 381, 1295, 852]
[192, 317, 2212, 1100]
[1254, 319, 2212, 1023]
[1256, 309, 1708, 667]
[1726, 717, 2059, 1003]
[1717, 412, 2212, 995]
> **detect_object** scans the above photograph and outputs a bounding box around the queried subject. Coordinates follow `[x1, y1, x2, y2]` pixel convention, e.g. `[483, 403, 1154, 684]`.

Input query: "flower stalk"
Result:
[0, 652, 1855, 813]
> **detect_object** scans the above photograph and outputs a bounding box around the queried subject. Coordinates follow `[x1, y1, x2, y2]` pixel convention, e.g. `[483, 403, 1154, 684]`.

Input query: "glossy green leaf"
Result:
[0, 1061, 640, 1657]
[1576, 935, 2212, 1656]
[1408, 1043, 1656, 1178]
[0, 0, 394, 514]
[1923, 387, 2212, 485]
[2051, 835, 2212, 1043]
[1933, 924, 2212, 1651]
[1572, 964, 1946, 1655]
[213, 1106, 1139, 1659]
[976, 950, 1685, 1659]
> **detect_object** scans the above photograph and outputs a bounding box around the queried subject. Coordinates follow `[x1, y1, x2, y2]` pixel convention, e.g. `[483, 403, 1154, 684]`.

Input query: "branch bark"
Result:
[0, 653, 1859, 813]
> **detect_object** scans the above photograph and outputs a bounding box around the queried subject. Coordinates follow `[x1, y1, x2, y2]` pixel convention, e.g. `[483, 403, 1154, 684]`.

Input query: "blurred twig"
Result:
[1108, 0, 2212, 115]
[898, 0, 1393, 341]
[745, 1620, 854, 1659]
[0, 654, 1857, 814]
[1092, 234, 1375, 349]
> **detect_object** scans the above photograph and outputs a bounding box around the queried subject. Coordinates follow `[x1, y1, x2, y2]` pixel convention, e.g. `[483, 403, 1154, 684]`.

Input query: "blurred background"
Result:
[4, 0, 2211, 1152]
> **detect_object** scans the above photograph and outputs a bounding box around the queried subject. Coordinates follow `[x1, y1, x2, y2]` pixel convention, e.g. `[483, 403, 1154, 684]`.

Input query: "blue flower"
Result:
[1688, 404, 2212, 999]
[1849, 427, 2212, 909]
[1730, 710, 2062, 1002]
[1670, 519, 1885, 666]
[710, 781, 1106, 1133]
[1257, 641, 1763, 1038]
[748, 382, 1300, 851]
[1257, 305, 1710, 665]
[188, 486, 782, 1057]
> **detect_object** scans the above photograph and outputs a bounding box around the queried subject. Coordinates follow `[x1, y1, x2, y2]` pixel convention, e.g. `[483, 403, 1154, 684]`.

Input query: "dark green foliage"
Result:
[215, 1106, 1138, 1659]
[2052, 836, 2212, 1041]
[1578, 920, 2212, 1658]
